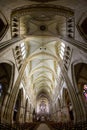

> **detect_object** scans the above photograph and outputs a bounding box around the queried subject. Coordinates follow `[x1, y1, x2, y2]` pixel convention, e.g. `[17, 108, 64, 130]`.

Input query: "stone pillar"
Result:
[19, 106, 24, 123]
[59, 62, 86, 122]
[62, 106, 70, 122]
[57, 110, 62, 122]
[29, 113, 33, 122]
[5, 59, 27, 123]
[25, 111, 30, 122]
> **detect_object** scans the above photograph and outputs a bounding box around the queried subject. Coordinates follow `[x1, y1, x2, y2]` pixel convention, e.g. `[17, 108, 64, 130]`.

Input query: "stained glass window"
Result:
[0, 83, 2, 97]
[39, 101, 46, 113]
[83, 84, 87, 99]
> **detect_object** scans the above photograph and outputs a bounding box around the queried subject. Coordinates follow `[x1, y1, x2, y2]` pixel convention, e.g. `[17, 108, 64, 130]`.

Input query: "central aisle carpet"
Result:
[36, 123, 52, 130]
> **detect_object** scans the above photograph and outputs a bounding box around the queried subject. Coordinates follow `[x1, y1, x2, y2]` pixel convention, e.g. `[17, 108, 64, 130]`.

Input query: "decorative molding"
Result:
[0, 37, 23, 55]
[11, 4, 74, 18]
[59, 35, 87, 53]
[11, 4, 74, 38]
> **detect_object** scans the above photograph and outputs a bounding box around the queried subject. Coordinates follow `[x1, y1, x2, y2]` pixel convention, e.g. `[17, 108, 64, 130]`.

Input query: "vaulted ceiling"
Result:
[12, 3, 73, 102]
[0, 0, 87, 107]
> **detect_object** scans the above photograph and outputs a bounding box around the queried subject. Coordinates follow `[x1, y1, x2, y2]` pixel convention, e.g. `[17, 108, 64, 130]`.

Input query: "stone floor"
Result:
[36, 123, 52, 130]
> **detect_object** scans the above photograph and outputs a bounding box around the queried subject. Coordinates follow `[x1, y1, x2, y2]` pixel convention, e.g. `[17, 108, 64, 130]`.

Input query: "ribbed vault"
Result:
[25, 37, 59, 99]
[10, 3, 74, 113]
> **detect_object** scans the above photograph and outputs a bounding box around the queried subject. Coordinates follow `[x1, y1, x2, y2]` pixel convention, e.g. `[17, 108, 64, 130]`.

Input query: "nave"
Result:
[0, 0, 87, 129]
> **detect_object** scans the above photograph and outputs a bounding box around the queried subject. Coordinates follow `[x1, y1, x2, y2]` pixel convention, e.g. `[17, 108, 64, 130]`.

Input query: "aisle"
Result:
[36, 123, 52, 130]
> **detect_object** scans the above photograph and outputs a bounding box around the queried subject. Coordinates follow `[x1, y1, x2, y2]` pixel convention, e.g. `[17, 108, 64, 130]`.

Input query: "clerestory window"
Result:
[59, 42, 65, 60]
[20, 42, 26, 59]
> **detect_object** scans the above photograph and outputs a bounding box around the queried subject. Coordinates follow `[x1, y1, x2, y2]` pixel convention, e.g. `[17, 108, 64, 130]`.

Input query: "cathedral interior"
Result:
[0, 0, 87, 130]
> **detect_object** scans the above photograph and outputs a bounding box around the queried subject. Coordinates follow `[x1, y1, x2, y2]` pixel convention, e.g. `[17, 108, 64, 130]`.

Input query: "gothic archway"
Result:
[72, 61, 87, 121]
[62, 88, 74, 121]
[13, 88, 24, 123]
[0, 62, 14, 122]
[74, 63, 87, 107]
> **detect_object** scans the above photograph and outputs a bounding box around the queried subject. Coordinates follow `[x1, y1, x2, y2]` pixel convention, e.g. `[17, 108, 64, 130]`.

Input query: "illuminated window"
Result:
[20, 42, 24, 47]
[61, 42, 65, 48]
[83, 84, 87, 99]
[59, 42, 65, 60]
[39, 101, 46, 113]
[20, 42, 26, 59]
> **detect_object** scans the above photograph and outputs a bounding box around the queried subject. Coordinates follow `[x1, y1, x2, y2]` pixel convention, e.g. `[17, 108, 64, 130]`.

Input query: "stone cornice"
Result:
[11, 4, 74, 18]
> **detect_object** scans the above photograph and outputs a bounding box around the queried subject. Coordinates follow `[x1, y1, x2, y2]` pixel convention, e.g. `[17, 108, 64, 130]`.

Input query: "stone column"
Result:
[62, 106, 70, 122]
[25, 111, 30, 122]
[57, 109, 62, 122]
[18, 106, 25, 123]
[59, 62, 86, 122]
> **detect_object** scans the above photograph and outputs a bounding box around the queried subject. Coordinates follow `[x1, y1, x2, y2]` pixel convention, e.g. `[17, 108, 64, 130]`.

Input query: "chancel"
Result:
[0, 0, 87, 130]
